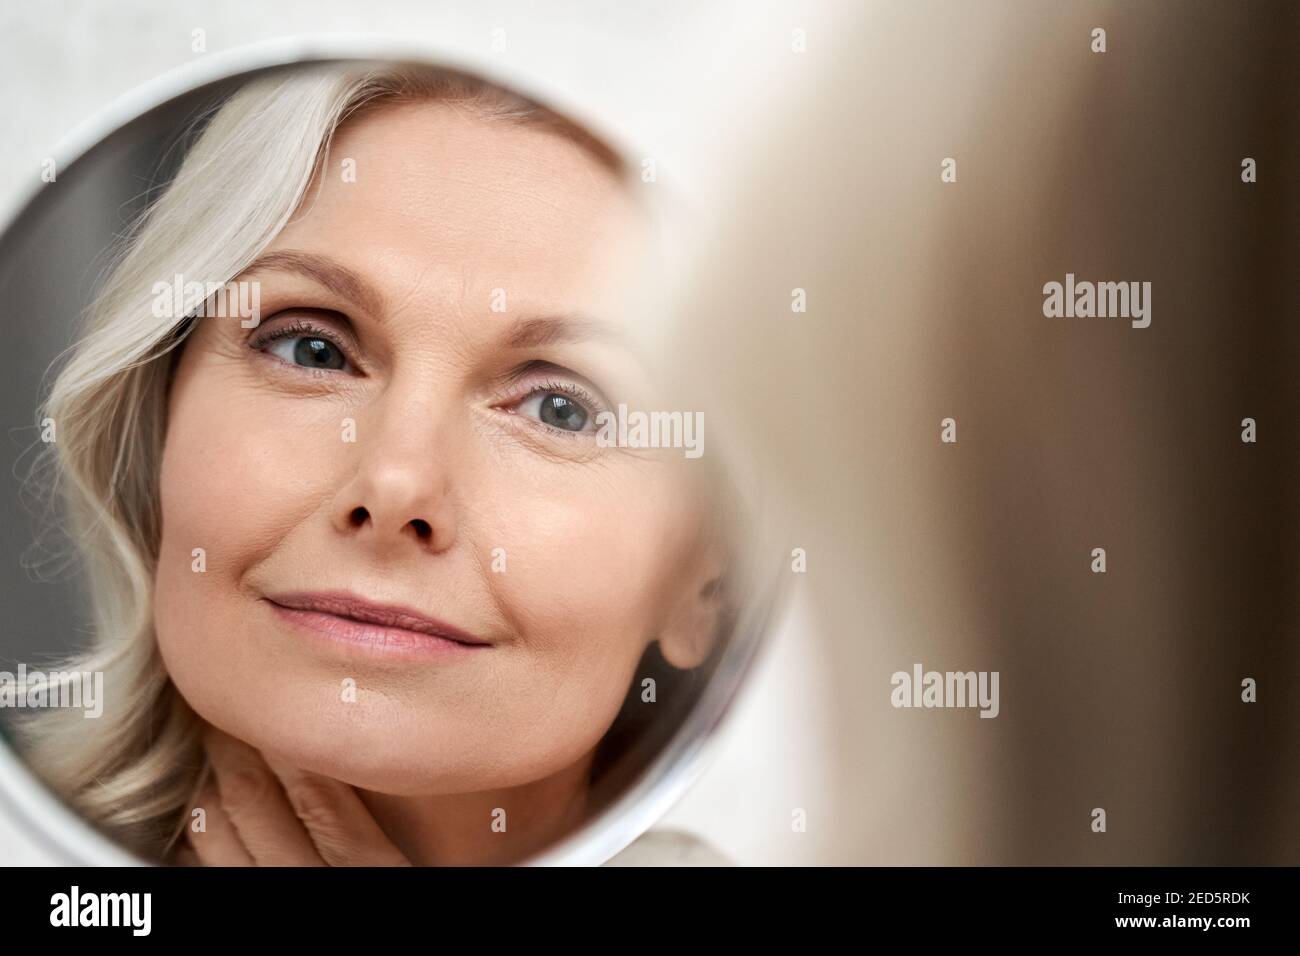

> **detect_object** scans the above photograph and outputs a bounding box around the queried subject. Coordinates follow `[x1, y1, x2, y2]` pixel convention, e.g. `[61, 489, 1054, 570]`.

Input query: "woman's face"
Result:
[153, 100, 719, 796]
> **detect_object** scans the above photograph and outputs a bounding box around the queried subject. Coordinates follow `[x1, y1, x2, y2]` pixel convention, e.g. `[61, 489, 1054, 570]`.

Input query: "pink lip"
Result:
[264, 590, 491, 658]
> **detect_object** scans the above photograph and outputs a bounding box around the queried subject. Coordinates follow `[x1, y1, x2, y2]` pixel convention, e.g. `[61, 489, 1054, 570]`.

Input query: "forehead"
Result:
[265, 99, 643, 316]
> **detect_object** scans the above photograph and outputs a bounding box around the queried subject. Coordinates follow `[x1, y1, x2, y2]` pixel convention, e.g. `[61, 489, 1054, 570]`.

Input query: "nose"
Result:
[330, 402, 458, 556]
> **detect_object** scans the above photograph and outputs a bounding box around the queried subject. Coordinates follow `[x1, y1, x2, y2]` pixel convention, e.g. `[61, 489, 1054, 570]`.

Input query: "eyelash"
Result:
[508, 379, 604, 434]
[249, 318, 605, 437]
[249, 318, 354, 368]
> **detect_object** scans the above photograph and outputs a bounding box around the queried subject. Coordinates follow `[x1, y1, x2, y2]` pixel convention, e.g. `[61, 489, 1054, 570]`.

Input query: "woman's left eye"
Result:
[512, 390, 598, 433]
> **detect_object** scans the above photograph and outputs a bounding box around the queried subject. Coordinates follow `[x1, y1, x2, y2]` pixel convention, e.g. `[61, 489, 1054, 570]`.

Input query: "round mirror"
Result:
[0, 40, 776, 866]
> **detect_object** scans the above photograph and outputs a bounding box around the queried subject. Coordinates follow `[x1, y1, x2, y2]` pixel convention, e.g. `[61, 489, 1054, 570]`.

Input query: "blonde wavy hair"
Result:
[11, 60, 638, 862]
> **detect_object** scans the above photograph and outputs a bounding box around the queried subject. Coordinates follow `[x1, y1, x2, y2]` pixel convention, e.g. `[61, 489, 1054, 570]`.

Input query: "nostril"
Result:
[348, 506, 369, 528]
[409, 518, 432, 540]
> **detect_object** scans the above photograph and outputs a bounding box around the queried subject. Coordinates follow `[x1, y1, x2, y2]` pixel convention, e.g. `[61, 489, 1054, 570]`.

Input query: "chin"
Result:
[197, 700, 549, 795]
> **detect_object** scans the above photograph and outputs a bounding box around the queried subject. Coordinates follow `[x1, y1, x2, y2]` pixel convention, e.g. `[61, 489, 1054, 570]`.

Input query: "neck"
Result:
[358, 750, 597, 865]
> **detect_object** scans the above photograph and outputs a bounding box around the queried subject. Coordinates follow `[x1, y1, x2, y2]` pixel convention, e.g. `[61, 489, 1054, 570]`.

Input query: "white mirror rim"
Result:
[0, 33, 774, 867]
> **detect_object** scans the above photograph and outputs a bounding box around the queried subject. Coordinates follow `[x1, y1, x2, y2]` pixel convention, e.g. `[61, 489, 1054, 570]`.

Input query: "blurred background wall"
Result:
[670, 0, 1300, 864]
[2, 0, 1297, 865]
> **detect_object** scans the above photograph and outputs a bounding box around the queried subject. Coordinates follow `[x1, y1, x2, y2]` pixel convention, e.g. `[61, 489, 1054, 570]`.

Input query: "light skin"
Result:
[155, 99, 723, 866]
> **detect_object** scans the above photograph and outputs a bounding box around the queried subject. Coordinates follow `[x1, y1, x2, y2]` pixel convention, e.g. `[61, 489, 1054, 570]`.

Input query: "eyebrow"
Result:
[240, 250, 385, 317]
[240, 250, 631, 352]
[503, 315, 631, 350]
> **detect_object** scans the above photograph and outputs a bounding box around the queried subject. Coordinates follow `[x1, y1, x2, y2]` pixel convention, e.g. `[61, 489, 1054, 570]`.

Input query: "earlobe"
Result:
[656, 574, 726, 670]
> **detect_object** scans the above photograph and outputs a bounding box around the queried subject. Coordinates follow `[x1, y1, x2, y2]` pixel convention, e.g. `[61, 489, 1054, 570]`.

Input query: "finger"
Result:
[168, 828, 202, 867]
[186, 780, 254, 867]
[171, 842, 201, 867]
[263, 754, 411, 867]
[204, 725, 325, 866]
[190, 781, 254, 866]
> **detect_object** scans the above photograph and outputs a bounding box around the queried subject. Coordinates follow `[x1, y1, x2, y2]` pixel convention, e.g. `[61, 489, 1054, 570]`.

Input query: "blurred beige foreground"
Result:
[661, 0, 1300, 864]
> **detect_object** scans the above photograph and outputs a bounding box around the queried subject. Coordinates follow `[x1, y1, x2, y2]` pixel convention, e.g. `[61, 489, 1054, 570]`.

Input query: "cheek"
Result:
[152, 368, 342, 718]
[437, 467, 682, 781]
[157, 364, 346, 576]
[477, 460, 690, 670]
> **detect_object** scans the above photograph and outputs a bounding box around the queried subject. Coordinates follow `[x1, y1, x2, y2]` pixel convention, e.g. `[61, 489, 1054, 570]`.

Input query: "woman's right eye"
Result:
[250, 316, 356, 373]
[265, 334, 350, 371]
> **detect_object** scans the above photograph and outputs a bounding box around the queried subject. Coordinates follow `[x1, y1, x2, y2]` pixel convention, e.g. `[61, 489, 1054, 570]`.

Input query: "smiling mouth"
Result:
[263, 590, 491, 655]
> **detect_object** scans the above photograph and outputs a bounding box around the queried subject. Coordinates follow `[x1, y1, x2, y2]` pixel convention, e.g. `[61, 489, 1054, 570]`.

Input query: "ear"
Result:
[656, 544, 729, 671]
